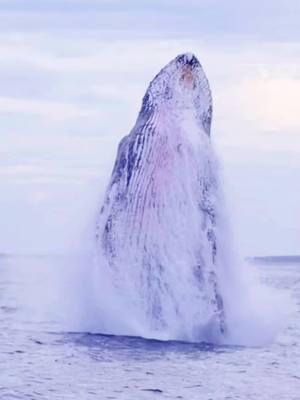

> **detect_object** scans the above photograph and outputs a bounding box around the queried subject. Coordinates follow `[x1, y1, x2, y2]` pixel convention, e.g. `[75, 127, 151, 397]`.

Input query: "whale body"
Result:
[96, 53, 227, 341]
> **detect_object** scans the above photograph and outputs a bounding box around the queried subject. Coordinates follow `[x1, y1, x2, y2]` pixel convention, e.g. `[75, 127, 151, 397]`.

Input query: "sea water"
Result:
[0, 255, 299, 400]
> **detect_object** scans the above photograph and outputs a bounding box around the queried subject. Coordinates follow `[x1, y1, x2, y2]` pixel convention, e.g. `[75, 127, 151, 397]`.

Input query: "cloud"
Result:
[0, 1, 299, 255]
[0, 0, 299, 42]
[0, 97, 95, 119]
[224, 77, 300, 132]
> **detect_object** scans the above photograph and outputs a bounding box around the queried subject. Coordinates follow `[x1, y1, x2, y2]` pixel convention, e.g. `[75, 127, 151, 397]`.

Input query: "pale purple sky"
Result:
[0, 0, 299, 256]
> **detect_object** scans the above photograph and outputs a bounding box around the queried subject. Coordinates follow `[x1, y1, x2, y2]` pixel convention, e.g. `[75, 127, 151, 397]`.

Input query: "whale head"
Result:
[139, 53, 212, 135]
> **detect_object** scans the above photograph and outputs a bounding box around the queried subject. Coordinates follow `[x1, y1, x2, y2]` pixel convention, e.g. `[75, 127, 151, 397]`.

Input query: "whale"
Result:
[95, 53, 226, 341]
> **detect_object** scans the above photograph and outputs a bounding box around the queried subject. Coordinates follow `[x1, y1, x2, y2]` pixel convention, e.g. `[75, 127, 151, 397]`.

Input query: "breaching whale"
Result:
[96, 53, 227, 341]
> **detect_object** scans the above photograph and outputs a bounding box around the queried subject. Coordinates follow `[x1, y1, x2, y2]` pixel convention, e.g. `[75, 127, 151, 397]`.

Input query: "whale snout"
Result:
[187, 55, 199, 67]
[176, 53, 200, 69]
[176, 54, 200, 90]
[142, 52, 211, 131]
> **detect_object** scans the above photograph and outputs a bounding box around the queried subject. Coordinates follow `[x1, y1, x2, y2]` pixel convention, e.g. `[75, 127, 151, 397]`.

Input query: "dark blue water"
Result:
[0, 255, 299, 399]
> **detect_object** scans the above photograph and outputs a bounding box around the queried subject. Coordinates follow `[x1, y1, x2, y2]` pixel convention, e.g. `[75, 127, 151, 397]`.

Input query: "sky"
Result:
[0, 0, 299, 256]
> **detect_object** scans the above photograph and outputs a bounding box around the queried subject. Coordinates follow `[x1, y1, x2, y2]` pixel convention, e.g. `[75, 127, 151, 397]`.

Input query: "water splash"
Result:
[71, 53, 291, 344]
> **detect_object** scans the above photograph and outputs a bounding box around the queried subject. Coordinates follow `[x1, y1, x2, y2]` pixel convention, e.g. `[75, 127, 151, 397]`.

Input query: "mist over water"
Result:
[35, 56, 292, 347]
[0, 53, 293, 348]
[8, 188, 292, 349]
[0, 114, 293, 349]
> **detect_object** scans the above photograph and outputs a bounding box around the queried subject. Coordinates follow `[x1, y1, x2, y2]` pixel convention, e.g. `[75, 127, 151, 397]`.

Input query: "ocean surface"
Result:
[0, 255, 299, 400]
